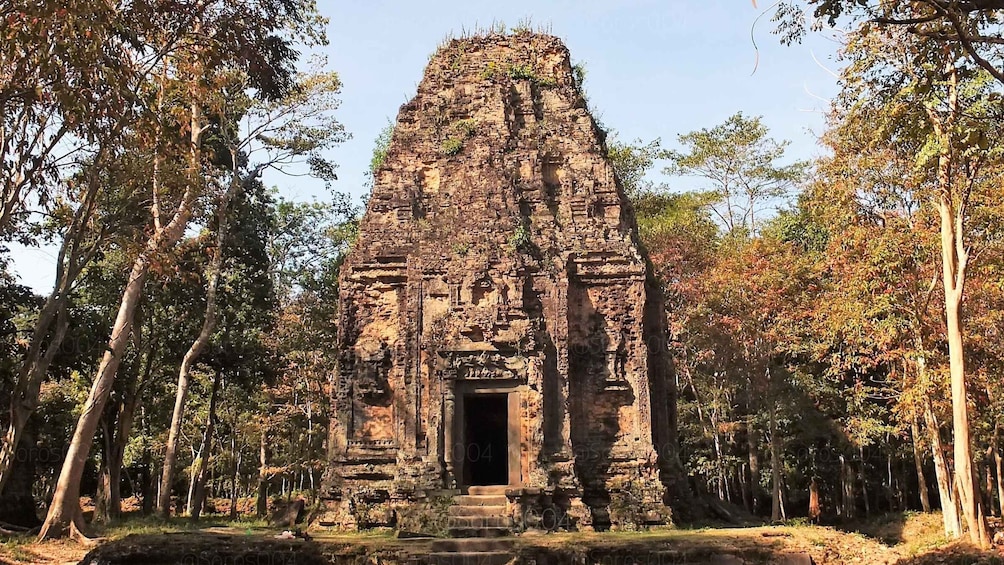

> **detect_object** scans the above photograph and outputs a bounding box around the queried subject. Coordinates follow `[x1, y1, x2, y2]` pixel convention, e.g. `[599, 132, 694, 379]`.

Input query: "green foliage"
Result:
[572, 62, 588, 90]
[761, 208, 829, 253]
[771, 0, 1004, 87]
[505, 63, 557, 87]
[571, 61, 593, 110]
[453, 118, 478, 138]
[481, 61, 500, 81]
[607, 135, 664, 197]
[664, 112, 807, 234]
[451, 241, 471, 256]
[438, 119, 479, 158]
[508, 221, 534, 253]
[440, 137, 464, 156]
[269, 192, 359, 300]
[634, 190, 719, 251]
[508, 63, 536, 81]
[481, 61, 557, 87]
[368, 121, 395, 179]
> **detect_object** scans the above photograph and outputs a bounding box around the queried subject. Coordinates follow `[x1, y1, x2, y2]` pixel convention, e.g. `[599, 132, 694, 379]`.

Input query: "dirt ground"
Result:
[1, 511, 1002, 565]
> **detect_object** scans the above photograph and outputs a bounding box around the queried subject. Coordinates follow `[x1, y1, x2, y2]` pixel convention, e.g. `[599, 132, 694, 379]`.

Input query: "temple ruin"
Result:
[321, 33, 677, 533]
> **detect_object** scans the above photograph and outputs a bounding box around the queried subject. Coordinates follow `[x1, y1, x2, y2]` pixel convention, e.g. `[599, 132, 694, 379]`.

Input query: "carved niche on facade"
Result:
[354, 337, 391, 402]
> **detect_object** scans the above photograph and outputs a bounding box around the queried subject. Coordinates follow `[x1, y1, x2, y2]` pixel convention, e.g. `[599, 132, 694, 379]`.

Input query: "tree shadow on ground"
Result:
[891, 545, 1004, 564]
[835, 511, 910, 545]
[77, 533, 330, 565]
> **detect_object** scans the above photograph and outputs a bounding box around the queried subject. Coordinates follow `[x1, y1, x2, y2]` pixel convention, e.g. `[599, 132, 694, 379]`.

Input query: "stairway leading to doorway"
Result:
[446, 485, 511, 538]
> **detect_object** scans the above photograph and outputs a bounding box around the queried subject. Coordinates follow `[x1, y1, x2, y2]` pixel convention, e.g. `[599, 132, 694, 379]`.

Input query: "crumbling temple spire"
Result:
[321, 32, 679, 532]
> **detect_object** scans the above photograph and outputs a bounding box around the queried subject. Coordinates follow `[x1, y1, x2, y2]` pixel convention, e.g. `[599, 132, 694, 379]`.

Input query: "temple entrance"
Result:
[462, 394, 509, 486]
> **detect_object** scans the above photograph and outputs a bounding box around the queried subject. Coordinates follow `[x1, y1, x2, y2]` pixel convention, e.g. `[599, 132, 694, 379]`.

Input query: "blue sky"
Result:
[307, 0, 843, 199]
[9, 1, 843, 292]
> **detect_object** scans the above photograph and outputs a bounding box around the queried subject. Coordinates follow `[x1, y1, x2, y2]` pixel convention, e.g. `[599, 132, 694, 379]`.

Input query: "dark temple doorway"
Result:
[463, 394, 509, 486]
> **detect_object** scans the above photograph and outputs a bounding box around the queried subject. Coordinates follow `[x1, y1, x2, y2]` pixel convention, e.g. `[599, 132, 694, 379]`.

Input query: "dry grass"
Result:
[1, 511, 1001, 565]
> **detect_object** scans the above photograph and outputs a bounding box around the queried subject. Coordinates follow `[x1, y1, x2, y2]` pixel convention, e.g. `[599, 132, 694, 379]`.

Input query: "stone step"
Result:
[447, 515, 510, 529]
[430, 538, 515, 552]
[448, 504, 507, 517]
[447, 526, 510, 538]
[466, 485, 508, 495]
[453, 494, 507, 506]
[425, 552, 513, 565]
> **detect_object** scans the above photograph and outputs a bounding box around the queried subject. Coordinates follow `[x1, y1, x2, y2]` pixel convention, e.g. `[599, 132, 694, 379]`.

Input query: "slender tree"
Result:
[664, 113, 806, 234]
[38, 0, 330, 539]
[158, 69, 345, 517]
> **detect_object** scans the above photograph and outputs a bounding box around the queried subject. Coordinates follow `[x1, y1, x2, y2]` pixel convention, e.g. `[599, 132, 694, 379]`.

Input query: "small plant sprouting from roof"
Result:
[572, 62, 587, 92]
[433, 19, 556, 57]
[508, 63, 536, 81]
[508, 221, 534, 254]
[571, 60, 594, 112]
[479, 62, 558, 88]
[452, 241, 471, 256]
[369, 120, 394, 176]
[363, 120, 395, 190]
[510, 17, 546, 36]
[441, 137, 464, 156]
[440, 120, 477, 156]
[454, 118, 478, 138]
[481, 61, 500, 81]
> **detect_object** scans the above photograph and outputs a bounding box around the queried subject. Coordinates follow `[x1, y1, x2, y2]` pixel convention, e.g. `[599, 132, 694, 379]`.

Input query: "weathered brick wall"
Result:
[322, 33, 677, 531]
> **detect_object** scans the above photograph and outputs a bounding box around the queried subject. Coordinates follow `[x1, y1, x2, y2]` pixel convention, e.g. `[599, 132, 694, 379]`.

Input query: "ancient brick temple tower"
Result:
[321, 33, 677, 532]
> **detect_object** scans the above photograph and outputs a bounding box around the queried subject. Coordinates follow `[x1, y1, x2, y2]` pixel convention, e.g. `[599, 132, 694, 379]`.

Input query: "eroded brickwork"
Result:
[321, 33, 676, 531]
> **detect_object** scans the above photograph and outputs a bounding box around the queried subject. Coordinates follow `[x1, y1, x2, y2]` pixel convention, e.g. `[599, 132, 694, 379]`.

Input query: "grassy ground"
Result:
[0, 515, 272, 564]
[0, 511, 1001, 565]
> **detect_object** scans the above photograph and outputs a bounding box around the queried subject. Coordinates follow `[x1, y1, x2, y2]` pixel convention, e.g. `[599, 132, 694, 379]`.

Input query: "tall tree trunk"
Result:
[769, 399, 784, 522]
[840, 454, 855, 519]
[106, 379, 143, 521]
[38, 251, 153, 539]
[38, 179, 198, 540]
[994, 433, 1004, 517]
[928, 61, 990, 549]
[189, 370, 222, 520]
[886, 451, 895, 512]
[860, 446, 870, 518]
[747, 416, 762, 513]
[161, 380, 194, 515]
[984, 465, 995, 517]
[986, 386, 1004, 517]
[141, 448, 153, 516]
[106, 457, 123, 522]
[925, 398, 962, 537]
[911, 416, 932, 512]
[140, 406, 154, 516]
[256, 432, 268, 518]
[159, 159, 239, 518]
[93, 424, 113, 524]
[942, 242, 989, 546]
[0, 151, 106, 496]
[98, 339, 151, 524]
[739, 462, 751, 512]
[229, 433, 240, 520]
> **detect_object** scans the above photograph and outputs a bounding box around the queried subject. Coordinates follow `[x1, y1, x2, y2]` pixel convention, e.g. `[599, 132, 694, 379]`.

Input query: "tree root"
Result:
[70, 508, 102, 546]
[38, 505, 103, 545]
